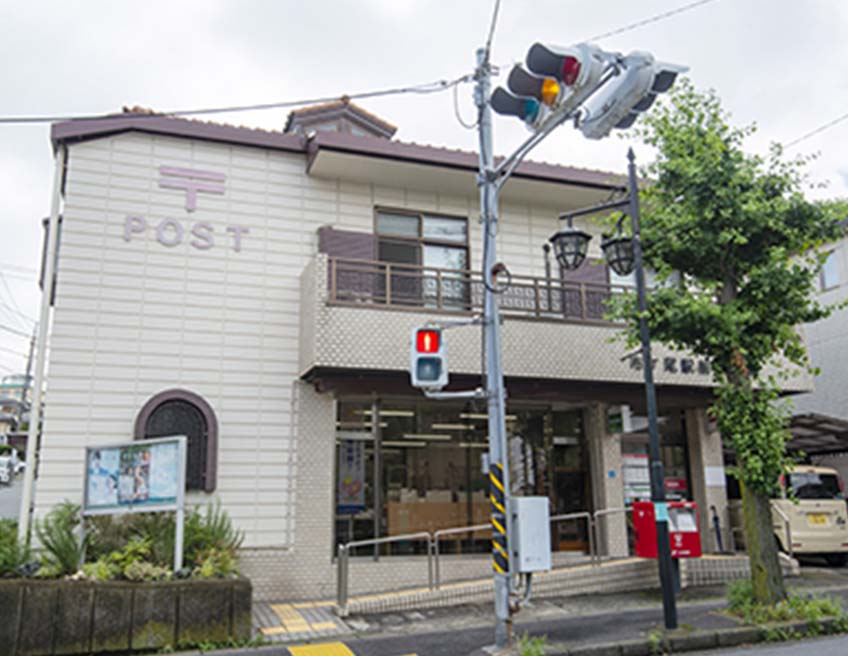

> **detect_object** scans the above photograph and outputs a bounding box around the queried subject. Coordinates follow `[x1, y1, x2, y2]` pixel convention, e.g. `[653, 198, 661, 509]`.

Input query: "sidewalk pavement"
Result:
[220, 565, 848, 656]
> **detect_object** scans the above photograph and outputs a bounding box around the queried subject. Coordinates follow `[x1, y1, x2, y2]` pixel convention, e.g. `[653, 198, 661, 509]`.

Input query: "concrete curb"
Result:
[547, 617, 842, 655]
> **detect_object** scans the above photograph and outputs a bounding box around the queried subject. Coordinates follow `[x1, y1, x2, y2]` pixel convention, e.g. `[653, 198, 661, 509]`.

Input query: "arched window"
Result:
[134, 389, 217, 492]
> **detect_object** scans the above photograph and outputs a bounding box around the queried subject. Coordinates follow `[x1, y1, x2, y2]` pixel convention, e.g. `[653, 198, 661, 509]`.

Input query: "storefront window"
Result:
[621, 411, 690, 504]
[335, 400, 592, 556]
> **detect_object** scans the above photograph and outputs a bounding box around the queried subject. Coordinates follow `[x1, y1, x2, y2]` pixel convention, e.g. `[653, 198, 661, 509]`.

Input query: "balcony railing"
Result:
[327, 256, 629, 324]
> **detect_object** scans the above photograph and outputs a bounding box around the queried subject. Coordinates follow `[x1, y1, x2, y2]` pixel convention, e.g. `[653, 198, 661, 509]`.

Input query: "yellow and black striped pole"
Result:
[489, 462, 509, 576]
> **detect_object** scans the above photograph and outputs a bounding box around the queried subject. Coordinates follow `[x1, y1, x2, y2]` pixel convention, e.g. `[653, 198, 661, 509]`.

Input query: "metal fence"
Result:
[328, 256, 628, 324]
[336, 506, 655, 612]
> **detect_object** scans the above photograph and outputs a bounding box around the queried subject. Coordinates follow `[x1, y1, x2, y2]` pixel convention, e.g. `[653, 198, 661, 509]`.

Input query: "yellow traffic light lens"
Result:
[541, 78, 560, 106]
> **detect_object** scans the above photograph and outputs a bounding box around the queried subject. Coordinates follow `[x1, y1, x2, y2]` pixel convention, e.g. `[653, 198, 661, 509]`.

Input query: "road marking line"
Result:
[288, 642, 354, 656]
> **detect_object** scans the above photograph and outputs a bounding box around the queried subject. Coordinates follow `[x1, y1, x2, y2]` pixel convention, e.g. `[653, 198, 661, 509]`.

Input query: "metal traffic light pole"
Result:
[472, 44, 617, 652]
[474, 46, 514, 649]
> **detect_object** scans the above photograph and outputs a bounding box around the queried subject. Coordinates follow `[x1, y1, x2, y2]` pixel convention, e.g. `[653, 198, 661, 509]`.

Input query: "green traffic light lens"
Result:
[416, 357, 442, 382]
[523, 99, 540, 123]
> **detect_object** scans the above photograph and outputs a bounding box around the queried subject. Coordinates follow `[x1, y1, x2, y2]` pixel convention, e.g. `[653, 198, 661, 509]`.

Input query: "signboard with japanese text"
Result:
[337, 439, 366, 515]
[83, 436, 186, 516]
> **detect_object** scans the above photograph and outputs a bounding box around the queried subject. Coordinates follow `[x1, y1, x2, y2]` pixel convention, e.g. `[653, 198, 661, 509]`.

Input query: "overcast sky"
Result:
[1, 0, 847, 377]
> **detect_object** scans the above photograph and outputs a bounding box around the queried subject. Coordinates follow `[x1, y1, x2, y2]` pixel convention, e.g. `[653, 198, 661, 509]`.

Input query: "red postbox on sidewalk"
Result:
[632, 500, 702, 559]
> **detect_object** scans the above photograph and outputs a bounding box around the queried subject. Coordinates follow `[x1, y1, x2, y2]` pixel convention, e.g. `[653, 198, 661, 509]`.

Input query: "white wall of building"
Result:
[35, 130, 586, 549]
[794, 238, 848, 421]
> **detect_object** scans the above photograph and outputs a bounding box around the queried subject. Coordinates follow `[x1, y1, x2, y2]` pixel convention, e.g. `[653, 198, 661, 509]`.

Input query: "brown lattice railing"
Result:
[327, 257, 628, 324]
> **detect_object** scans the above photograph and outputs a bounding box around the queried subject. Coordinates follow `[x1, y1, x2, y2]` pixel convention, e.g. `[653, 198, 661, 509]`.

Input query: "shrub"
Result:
[193, 547, 239, 579]
[123, 560, 170, 582]
[183, 502, 243, 568]
[36, 501, 87, 576]
[726, 578, 842, 625]
[517, 632, 547, 656]
[81, 558, 119, 581]
[0, 519, 29, 576]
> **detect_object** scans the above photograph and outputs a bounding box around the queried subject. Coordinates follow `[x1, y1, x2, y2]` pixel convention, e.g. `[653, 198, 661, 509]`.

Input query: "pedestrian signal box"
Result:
[633, 500, 702, 559]
[410, 328, 448, 390]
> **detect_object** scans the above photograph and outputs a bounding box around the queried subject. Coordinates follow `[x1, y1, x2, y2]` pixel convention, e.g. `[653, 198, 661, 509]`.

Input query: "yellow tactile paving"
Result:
[261, 626, 288, 636]
[288, 642, 355, 656]
[263, 602, 347, 639]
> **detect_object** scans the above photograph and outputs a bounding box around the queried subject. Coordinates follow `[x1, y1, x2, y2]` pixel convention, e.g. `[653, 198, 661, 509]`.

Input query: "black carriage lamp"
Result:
[601, 218, 636, 277]
[549, 213, 592, 271]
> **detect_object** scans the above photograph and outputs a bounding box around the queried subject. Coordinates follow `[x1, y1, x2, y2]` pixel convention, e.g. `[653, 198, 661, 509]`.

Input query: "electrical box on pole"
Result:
[510, 496, 552, 573]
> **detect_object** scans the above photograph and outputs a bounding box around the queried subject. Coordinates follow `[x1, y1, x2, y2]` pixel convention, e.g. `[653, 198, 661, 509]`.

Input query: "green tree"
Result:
[620, 79, 843, 604]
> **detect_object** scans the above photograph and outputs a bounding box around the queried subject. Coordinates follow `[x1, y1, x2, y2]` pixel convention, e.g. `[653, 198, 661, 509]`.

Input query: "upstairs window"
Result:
[375, 210, 469, 309]
[820, 250, 840, 291]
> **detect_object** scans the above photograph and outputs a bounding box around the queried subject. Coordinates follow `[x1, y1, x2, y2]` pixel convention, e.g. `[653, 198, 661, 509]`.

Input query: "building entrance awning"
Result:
[789, 413, 848, 455]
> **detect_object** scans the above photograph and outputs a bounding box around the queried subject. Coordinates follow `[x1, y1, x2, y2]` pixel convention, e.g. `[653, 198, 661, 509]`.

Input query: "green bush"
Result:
[517, 632, 547, 656]
[81, 558, 119, 581]
[726, 579, 842, 625]
[193, 547, 239, 579]
[36, 501, 87, 576]
[26, 500, 243, 581]
[0, 519, 29, 576]
[183, 502, 243, 568]
[0, 444, 11, 454]
[123, 560, 170, 582]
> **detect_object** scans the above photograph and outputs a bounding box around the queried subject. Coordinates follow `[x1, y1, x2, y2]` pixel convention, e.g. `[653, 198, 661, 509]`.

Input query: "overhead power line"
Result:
[0, 345, 27, 358]
[587, 0, 720, 42]
[0, 324, 29, 338]
[0, 301, 36, 325]
[784, 110, 848, 149]
[0, 75, 472, 126]
[484, 0, 503, 59]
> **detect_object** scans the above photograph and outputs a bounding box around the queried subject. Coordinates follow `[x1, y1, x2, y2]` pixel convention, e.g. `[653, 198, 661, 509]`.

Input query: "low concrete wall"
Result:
[0, 578, 251, 655]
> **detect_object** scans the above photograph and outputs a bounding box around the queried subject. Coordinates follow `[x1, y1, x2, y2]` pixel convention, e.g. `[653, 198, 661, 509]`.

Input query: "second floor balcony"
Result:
[326, 256, 625, 324]
[299, 253, 812, 395]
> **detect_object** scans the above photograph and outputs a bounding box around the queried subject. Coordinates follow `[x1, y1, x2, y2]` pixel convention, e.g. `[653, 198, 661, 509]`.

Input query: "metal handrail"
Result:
[772, 505, 794, 558]
[336, 531, 433, 615]
[432, 523, 491, 588]
[337, 506, 640, 611]
[592, 507, 632, 563]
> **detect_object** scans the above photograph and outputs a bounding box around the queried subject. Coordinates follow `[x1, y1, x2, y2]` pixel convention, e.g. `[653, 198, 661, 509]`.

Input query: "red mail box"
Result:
[632, 500, 702, 559]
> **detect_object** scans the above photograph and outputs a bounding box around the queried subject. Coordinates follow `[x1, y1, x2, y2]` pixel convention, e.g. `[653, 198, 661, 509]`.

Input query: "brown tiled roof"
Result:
[51, 113, 625, 190]
[286, 97, 397, 134]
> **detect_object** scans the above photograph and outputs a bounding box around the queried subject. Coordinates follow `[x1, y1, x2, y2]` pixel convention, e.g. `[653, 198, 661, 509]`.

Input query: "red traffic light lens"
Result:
[561, 57, 581, 86]
[416, 329, 440, 353]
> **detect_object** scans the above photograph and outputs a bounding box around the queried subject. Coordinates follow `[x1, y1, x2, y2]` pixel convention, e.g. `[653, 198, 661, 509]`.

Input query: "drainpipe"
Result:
[18, 144, 66, 545]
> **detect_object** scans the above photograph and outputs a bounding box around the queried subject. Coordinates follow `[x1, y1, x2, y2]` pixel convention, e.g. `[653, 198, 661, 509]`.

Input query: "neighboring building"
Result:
[791, 222, 848, 476]
[0, 374, 30, 435]
[33, 101, 811, 601]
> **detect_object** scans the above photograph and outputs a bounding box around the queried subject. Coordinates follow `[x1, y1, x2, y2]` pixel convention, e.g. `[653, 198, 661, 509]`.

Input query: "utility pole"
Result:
[474, 46, 514, 649]
[22, 325, 36, 404]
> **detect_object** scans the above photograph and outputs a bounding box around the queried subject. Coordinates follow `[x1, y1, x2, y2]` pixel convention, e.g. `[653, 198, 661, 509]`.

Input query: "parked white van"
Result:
[728, 465, 848, 565]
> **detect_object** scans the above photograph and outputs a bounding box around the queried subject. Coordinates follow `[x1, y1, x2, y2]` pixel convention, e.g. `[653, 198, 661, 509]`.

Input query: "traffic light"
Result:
[578, 52, 687, 140]
[525, 42, 608, 96]
[490, 42, 611, 130]
[410, 328, 448, 390]
[490, 66, 561, 128]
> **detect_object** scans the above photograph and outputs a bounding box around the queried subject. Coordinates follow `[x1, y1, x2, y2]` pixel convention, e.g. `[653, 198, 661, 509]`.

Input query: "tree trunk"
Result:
[740, 480, 786, 604]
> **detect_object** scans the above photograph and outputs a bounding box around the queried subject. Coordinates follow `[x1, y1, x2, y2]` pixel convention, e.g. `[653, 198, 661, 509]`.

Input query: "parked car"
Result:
[729, 465, 848, 565]
[0, 457, 12, 485]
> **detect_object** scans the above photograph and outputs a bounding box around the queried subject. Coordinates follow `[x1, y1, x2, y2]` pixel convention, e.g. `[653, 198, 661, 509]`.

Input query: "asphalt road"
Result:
[0, 475, 22, 519]
[687, 634, 848, 655]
